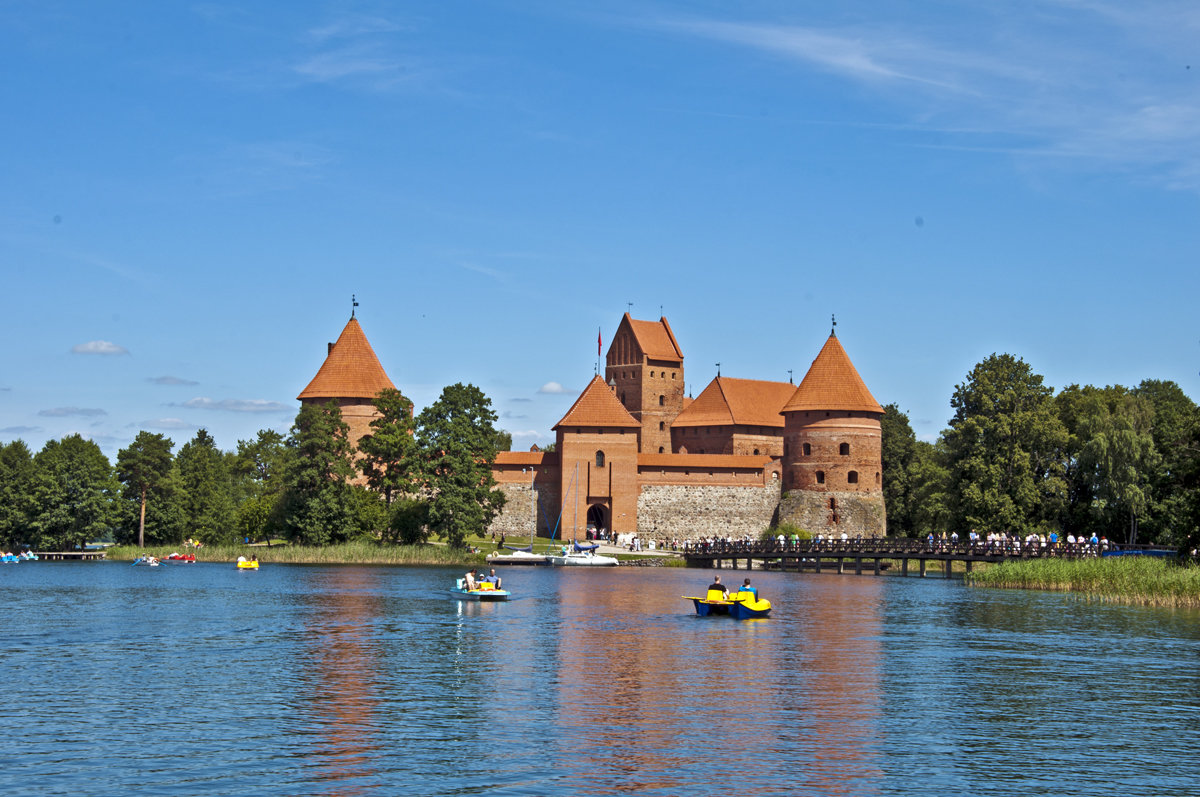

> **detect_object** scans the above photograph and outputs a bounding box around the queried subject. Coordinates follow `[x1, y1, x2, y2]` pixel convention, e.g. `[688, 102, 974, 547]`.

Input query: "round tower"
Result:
[778, 330, 885, 537]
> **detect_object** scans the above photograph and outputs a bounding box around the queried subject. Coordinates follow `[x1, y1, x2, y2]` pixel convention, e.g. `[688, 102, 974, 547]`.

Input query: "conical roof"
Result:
[297, 317, 396, 400]
[553, 375, 641, 429]
[782, 334, 882, 414]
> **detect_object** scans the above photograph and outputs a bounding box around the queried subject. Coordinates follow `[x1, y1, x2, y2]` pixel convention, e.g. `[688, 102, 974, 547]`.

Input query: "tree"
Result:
[1133, 380, 1200, 547]
[233, 429, 289, 544]
[358, 388, 419, 507]
[28, 435, 117, 551]
[1076, 387, 1159, 544]
[0, 440, 35, 549]
[278, 401, 358, 545]
[881, 404, 919, 536]
[942, 354, 1067, 537]
[177, 429, 236, 545]
[416, 383, 506, 549]
[116, 431, 175, 547]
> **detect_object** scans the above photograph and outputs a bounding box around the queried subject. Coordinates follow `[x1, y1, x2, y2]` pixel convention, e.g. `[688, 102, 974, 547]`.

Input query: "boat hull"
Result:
[546, 553, 618, 567]
[449, 587, 510, 601]
[486, 551, 549, 566]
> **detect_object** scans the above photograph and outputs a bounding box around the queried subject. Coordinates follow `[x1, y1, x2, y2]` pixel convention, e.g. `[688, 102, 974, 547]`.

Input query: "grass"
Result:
[106, 541, 481, 566]
[965, 556, 1200, 608]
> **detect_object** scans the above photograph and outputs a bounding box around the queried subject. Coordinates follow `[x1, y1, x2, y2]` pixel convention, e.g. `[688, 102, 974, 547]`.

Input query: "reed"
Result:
[965, 556, 1200, 608]
[106, 541, 481, 566]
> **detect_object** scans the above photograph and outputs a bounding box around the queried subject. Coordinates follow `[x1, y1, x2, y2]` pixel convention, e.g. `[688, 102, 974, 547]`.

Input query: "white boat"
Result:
[486, 548, 549, 566]
[546, 542, 618, 567]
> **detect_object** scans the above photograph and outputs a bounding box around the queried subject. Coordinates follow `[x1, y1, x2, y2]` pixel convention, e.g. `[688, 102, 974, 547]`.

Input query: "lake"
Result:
[4, 561, 1198, 796]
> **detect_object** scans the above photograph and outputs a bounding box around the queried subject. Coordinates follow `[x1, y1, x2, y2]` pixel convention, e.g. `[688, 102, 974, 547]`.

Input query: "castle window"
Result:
[839, 443, 850, 456]
[848, 471, 859, 484]
[753, 449, 760, 455]
[829, 497, 836, 509]
[596, 451, 605, 468]
[650, 371, 655, 377]
[802, 443, 811, 456]
[876, 471, 881, 485]
[659, 422, 664, 430]
[659, 395, 665, 406]
[672, 372, 676, 379]
[816, 470, 825, 484]
[659, 446, 664, 453]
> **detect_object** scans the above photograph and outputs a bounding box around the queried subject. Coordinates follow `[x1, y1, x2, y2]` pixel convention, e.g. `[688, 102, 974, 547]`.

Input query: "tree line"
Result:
[0, 384, 508, 552]
[881, 354, 1200, 552]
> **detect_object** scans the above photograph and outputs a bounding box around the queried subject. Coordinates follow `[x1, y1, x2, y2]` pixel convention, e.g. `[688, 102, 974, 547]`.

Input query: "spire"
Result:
[782, 333, 881, 414]
[297, 317, 395, 400]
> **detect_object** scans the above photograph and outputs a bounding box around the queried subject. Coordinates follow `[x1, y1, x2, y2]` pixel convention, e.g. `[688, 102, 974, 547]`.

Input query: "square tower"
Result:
[604, 314, 685, 454]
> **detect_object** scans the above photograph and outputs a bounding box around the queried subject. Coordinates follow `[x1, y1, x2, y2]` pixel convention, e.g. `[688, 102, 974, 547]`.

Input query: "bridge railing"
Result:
[682, 538, 1173, 559]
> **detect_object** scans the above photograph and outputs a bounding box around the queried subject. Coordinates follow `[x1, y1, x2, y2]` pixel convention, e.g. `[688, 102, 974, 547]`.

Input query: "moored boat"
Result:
[546, 541, 618, 567]
[486, 548, 549, 566]
[683, 589, 772, 619]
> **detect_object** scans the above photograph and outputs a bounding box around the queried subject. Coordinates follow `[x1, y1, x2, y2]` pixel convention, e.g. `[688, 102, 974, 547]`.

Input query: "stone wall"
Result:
[776, 489, 886, 538]
[636, 481, 781, 540]
[487, 481, 561, 537]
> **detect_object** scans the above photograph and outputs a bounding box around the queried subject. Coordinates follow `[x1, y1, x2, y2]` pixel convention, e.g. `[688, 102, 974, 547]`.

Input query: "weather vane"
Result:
[352, 294, 359, 318]
[716, 362, 721, 377]
[627, 301, 633, 314]
[788, 369, 793, 384]
[831, 313, 837, 335]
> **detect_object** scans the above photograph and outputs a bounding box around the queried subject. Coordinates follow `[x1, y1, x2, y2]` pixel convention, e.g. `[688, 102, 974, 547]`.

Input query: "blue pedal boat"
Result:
[684, 589, 771, 619]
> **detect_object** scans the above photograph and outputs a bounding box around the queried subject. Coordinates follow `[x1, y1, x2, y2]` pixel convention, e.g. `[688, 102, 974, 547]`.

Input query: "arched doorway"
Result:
[586, 504, 610, 541]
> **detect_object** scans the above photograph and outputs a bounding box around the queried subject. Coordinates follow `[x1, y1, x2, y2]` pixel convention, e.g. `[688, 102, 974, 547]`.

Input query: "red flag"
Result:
[597, 327, 602, 357]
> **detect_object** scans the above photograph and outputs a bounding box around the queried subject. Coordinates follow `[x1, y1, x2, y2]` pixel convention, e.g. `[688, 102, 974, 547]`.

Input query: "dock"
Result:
[34, 551, 108, 561]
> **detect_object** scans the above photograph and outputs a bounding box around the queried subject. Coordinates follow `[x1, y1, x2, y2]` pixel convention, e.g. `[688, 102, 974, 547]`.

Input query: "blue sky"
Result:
[3, 1, 1198, 459]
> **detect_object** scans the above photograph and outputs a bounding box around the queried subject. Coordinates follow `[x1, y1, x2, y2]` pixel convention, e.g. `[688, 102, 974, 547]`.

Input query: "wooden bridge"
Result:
[681, 539, 1175, 578]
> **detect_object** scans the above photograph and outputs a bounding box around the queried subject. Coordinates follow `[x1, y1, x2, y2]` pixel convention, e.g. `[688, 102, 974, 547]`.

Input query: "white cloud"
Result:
[537, 382, 570, 394]
[149, 376, 199, 386]
[144, 417, 197, 430]
[179, 397, 289, 413]
[71, 340, 129, 356]
[39, 407, 108, 418]
[1, 425, 40, 435]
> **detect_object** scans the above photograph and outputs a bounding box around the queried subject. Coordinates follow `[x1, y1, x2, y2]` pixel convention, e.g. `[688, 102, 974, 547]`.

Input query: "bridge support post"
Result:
[919, 559, 927, 577]
[901, 558, 908, 577]
[815, 557, 821, 574]
[965, 560, 972, 573]
[945, 559, 953, 579]
[855, 557, 862, 575]
[837, 558, 844, 575]
[874, 558, 881, 576]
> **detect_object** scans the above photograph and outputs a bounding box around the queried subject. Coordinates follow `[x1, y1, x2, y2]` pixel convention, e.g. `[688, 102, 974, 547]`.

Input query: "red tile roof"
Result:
[782, 333, 882, 414]
[626, 314, 683, 363]
[671, 377, 796, 428]
[553, 375, 641, 429]
[494, 451, 556, 466]
[297, 317, 396, 400]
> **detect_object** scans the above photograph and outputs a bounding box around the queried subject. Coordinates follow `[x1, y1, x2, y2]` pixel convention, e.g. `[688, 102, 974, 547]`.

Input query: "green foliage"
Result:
[966, 557, 1200, 608]
[278, 402, 359, 545]
[388, 497, 431, 545]
[358, 388, 419, 505]
[766, 523, 811, 540]
[0, 440, 35, 549]
[416, 383, 506, 549]
[1132, 380, 1199, 547]
[881, 404, 925, 536]
[28, 435, 118, 550]
[943, 354, 1067, 537]
[115, 431, 177, 547]
[177, 429, 236, 545]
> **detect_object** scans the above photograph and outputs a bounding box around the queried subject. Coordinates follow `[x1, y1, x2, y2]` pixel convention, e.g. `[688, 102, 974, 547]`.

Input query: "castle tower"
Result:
[778, 331, 886, 537]
[604, 313, 684, 454]
[553, 375, 641, 537]
[297, 316, 396, 448]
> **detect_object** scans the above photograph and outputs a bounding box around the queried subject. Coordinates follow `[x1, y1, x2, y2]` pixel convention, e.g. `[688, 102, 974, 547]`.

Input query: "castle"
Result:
[299, 313, 886, 541]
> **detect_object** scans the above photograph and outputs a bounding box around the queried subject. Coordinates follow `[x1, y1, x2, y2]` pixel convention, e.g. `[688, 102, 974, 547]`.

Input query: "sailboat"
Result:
[487, 471, 550, 566]
[546, 463, 618, 567]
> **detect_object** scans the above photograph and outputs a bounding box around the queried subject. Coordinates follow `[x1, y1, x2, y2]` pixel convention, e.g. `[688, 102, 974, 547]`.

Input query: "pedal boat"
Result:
[450, 578, 510, 601]
[236, 560, 259, 570]
[683, 589, 771, 619]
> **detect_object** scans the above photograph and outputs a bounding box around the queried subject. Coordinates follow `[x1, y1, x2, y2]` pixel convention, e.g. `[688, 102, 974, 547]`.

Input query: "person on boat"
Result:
[707, 576, 728, 598]
[251, 555, 258, 563]
[237, 555, 247, 563]
[740, 578, 758, 599]
[484, 568, 502, 590]
[464, 568, 478, 591]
